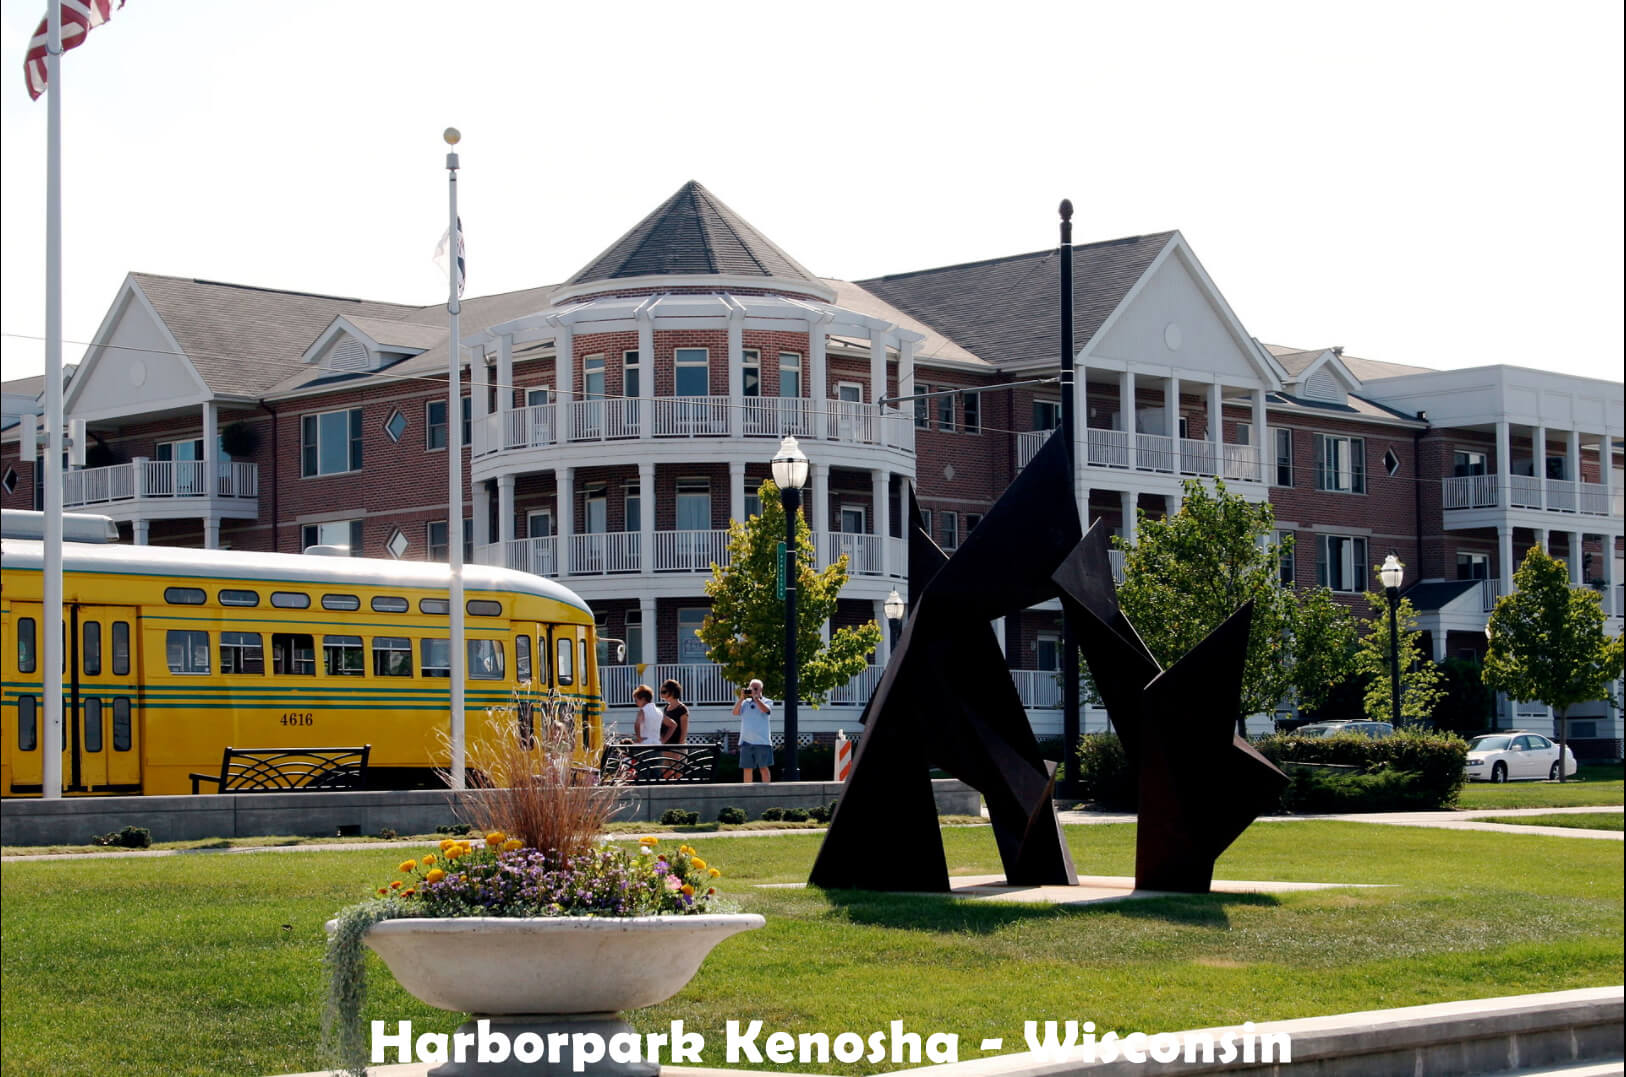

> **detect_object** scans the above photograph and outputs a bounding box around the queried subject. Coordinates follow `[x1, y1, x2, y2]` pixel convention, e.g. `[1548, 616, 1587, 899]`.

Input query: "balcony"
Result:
[1022, 428, 1263, 482]
[61, 460, 258, 517]
[473, 396, 915, 458]
[475, 530, 905, 580]
[1442, 474, 1622, 518]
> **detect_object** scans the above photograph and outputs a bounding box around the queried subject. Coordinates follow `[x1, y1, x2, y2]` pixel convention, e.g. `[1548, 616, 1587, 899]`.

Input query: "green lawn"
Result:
[1456, 770, 1624, 809]
[2, 822, 1621, 1077]
[1479, 813, 1624, 831]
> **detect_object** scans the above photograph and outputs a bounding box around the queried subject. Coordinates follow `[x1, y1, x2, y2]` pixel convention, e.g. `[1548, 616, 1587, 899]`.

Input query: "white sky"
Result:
[1, 1, 1621, 385]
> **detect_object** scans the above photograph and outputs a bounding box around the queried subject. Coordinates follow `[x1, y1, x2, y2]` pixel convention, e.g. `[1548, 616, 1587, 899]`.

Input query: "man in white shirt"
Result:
[732, 678, 774, 783]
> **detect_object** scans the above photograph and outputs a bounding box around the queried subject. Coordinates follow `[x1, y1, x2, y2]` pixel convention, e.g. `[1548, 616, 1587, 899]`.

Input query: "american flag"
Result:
[24, 0, 125, 100]
[434, 216, 466, 299]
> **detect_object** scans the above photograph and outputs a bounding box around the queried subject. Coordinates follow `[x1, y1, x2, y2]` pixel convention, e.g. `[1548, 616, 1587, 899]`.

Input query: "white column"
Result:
[1165, 493, 1180, 519]
[1496, 420, 1512, 508]
[868, 334, 887, 439]
[1119, 370, 1137, 471]
[639, 596, 657, 666]
[637, 311, 654, 442]
[1604, 534, 1618, 616]
[1535, 423, 1547, 510]
[1601, 434, 1615, 504]
[1430, 631, 1446, 663]
[993, 617, 1006, 657]
[556, 328, 575, 440]
[1120, 489, 1138, 545]
[473, 480, 491, 548]
[810, 462, 830, 558]
[727, 308, 744, 438]
[872, 468, 890, 578]
[1253, 387, 1268, 484]
[729, 460, 746, 524]
[638, 461, 655, 574]
[201, 401, 218, 500]
[809, 320, 829, 406]
[497, 335, 514, 417]
[497, 474, 515, 548]
[1568, 428, 1581, 485]
[133, 519, 149, 545]
[896, 337, 915, 406]
[1570, 530, 1583, 585]
[1208, 381, 1223, 461]
[557, 467, 574, 576]
[1498, 524, 1514, 597]
[1166, 375, 1180, 441]
[204, 518, 220, 550]
[874, 598, 890, 665]
[471, 352, 489, 423]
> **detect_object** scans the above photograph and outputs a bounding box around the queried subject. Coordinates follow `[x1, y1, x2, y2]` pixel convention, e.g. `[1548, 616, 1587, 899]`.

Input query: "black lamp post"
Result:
[771, 435, 809, 781]
[1058, 199, 1081, 796]
[1380, 553, 1405, 726]
[883, 588, 906, 651]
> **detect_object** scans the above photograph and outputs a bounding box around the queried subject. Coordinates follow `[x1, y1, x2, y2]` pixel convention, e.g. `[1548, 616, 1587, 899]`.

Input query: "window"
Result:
[741, 350, 761, 397]
[82, 622, 100, 676]
[583, 355, 606, 400]
[425, 397, 471, 450]
[919, 509, 933, 539]
[372, 595, 410, 613]
[219, 589, 260, 607]
[324, 635, 364, 676]
[625, 482, 641, 534]
[421, 638, 451, 678]
[111, 622, 129, 675]
[583, 485, 607, 535]
[526, 386, 552, 407]
[941, 511, 959, 549]
[744, 484, 762, 520]
[937, 390, 956, 432]
[384, 409, 407, 443]
[839, 506, 867, 534]
[624, 611, 642, 667]
[428, 519, 473, 562]
[623, 350, 640, 399]
[220, 631, 264, 675]
[1033, 400, 1061, 431]
[17, 617, 35, 673]
[676, 608, 708, 663]
[386, 529, 410, 558]
[166, 630, 211, 674]
[962, 392, 980, 434]
[1237, 422, 1252, 446]
[270, 591, 310, 609]
[83, 698, 102, 753]
[373, 637, 412, 676]
[420, 598, 450, 615]
[302, 408, 363, 476]
[1036, 633, 1061, 671]
[778, 352, 801, 398]
[555, 635, 574, 684]
[515, 635, 532, 682]
[676, 480, 711, 532]
[1275, 530, 1295, 587]
[112, 698, 131, 751]
[17, 695, 36, 751]
[1457, 552, 1491, 580]
[467, 599, 502, 617]
[322, 593, 361, 611]
[1384, 448, 1401, 477]
[1453, 450, 1488, 477]
[1316, 535, 1369, 593]
[271, 633, 315, 675]
[1275, 428, 1293, 486]
[1314, 434, 1365, 493]
[1546, 455, 1568, 480]
[164, 587, 206, 605]
[675, 348, 709, 396]
[302, 520, 363, 555]
[469, 639, 505, 680]
[915, 393, 929, 429]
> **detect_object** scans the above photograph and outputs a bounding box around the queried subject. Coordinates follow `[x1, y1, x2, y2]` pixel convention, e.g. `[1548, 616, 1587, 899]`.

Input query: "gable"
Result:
[65, 284, 208, 422]
[1086, 243, 1272, 385]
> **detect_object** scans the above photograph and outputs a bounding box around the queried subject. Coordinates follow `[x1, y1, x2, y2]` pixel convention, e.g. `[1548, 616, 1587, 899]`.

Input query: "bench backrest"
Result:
[600, 743, 719, 784]
[216, 746, 372, 792]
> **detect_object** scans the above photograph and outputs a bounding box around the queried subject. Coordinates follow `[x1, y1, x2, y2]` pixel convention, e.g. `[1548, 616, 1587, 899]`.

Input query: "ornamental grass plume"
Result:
[439, 690, 630, 857]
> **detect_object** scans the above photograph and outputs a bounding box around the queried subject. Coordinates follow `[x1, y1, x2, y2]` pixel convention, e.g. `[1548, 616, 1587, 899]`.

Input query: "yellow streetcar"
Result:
[0, 515, 606, 796]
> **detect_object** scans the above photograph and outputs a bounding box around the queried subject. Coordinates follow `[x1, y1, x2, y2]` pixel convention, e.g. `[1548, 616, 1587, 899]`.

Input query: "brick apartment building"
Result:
[4, 182, 1622, 746]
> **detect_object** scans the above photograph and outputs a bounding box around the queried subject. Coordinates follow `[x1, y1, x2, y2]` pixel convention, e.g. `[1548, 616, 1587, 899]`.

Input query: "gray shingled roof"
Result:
[1402, 579, 1480, 612]
[129, 274, 429, 398]
[565, 181, 821, 287]
[853, 232, 1176, 369]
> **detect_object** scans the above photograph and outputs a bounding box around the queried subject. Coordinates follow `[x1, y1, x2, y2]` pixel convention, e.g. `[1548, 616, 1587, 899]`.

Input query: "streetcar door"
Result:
[72, 606, 141, 792]
[4, 603, 45, 792]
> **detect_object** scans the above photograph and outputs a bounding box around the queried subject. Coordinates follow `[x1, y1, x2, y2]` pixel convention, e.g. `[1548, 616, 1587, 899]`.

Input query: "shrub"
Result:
[1074, 733, 1135, 810]
[759, 807, 785, 821]
[782, 807, 810, 822]
[659, 809, 700, 826]
[716, 806, 747, 825]
[1256, 727, 1468, 811]
[806, 800, 839, 823]
[435, 823, 472, 835]
[92, 825, 151, 849]
[375, 827, 398, 840]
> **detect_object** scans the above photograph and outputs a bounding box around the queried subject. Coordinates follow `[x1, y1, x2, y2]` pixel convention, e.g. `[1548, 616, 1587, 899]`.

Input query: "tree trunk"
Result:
[1556, 705, 1569, 782]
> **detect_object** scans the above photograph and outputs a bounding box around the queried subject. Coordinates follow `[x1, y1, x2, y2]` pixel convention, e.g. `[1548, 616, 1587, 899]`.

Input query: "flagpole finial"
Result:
[443, 127, 461, 145]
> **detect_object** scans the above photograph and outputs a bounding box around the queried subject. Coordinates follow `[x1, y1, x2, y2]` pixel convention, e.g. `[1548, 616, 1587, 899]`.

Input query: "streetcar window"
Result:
[166, 630, 211, 674]
[271, 633, 315, 675]
[18, 696, 37, 751]
[371, 595, 409, 613]
[556, 637, 574, 685]
[219, 589, 260, 607]
[421, 638, 451, 678]
[420, 598, 450, 615]
[372, 637, 412, 676]
[112, 698, 132, 751]
[220, 632, 265, 675]
[164, 587, 206, 605]
[515, 635, 532, 682]
[84, 698, 103, 753]
[111, 622, 130, 675]
[17, 618, 36, 673]
[271, 591, 311, 609]
[324, 635, 365, 676]
[322, 594, 361, 611]
[83, 621, 101, 676]
[467, 599, 502, 617]
[536, 632, 551, 686]
[469, 639, 505, 680]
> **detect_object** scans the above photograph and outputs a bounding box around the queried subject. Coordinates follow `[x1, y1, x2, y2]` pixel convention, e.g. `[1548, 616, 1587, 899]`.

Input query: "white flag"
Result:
[433, 216, 466, 298]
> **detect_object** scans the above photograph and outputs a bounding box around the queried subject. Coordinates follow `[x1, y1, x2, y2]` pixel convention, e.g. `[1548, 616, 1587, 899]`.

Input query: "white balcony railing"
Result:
[823, 532, 883, 576]
[1108, 548, 1125, 584]
[1136, 432, 1176, 473]
[1442, 474, 1499, 509]
[1509, 474, 1543, 509]
[61, 460, 257, 509]
[1478, 578, 1502, 613]
[1442, 474, 1623, 518]
[1017, 430, 1048, 469]
[568, 531, 641, 575]
[475, 536, 556, 576]
[1222, 442, 1261, 481]
[1179, 437, 1220, 477]
[1009, 669, 1064, 709]
[1086, 428, 1128, 468]
[654, 529, 730, 572]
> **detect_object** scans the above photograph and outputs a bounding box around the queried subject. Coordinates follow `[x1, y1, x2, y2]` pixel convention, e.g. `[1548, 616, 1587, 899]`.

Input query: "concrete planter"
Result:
[356, 914, 764, 1076]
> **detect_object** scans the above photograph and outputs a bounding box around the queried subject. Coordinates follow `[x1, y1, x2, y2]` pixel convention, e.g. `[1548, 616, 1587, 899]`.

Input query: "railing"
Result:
[1616, 585, 1624, 620]
[1443, 474, 1622, 517]
[1478, 578, 1502, 613]
[61, 460, 256, 508]
[1136, 433, 1176, 473]
[1442, 474, 1498, 509]
[1179, 437, 1220, 477]
[1108, 549, 1125, 584]
[1085, 428, 1128, 468]
[826, 664, 886, 706]
[1009, 669, 1064, 709]
[652, 396, 730, 437]
[1222, 442, 1261, 481]
[1546, 479, 1576, 513]
[1508, 474, 1542, 509]
[475, 536, 556, 576]
[568, 531, 641, 575]
[823, 532, 883, 576]
[1017, 430, 1048, 469]
[654, 529, 730, 572]
[568, 398, 641, 441]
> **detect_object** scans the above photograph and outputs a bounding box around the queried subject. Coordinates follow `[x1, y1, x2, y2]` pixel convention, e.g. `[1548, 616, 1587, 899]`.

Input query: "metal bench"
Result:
[600, 743, 720, 785]
[189, 745, 372, 794]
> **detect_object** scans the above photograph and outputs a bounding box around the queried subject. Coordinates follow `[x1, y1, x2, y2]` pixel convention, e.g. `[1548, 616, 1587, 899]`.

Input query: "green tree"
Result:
[697, 479, 881, 705]
[1111, 479, 1358, 731]
[1483, 545, 1625, 780]
[1354, 591, 1445, 726]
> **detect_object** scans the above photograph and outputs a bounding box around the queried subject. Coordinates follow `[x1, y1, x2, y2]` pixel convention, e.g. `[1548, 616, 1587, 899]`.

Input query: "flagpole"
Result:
[41, 0, 65, 799]
[444, 128, 466, 790]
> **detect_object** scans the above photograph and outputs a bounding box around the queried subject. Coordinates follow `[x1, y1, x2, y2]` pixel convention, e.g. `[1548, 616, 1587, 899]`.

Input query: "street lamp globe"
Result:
[883, 589, 906, 624]
[1379, 553, 1405, 592]
[770, 436, 809, 492]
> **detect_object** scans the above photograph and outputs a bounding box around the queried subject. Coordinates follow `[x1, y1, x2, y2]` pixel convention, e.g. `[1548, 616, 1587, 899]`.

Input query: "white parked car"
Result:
[1464, 731, 1578, 782]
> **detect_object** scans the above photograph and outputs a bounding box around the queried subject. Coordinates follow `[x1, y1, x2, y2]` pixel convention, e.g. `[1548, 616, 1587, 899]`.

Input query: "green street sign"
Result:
[775, 541, 786, 600]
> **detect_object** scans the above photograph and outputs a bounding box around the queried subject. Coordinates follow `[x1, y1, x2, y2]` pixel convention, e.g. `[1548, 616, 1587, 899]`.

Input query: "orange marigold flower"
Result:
[425, 868, 446, 884]
[484, 831, 507, 846]
[690, 857, 707, 871]
[502, 839, 523, 852]
[681, 884, 695, 896]
[399, 859, 417, 873]
[422, 854, 436, 866]
[401, 888, 415, 897]
[389, 880, 403, 889]
[708, 868, 720, 878]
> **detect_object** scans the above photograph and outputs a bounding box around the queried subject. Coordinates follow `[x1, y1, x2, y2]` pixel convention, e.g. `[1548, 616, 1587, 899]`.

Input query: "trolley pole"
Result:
[444, 129, 466, 790]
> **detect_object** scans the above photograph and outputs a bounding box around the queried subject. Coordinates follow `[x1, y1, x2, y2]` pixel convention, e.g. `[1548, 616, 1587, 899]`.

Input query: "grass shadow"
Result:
[814, 885, 1280, 933]
[1108, 890, 1280, 927]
